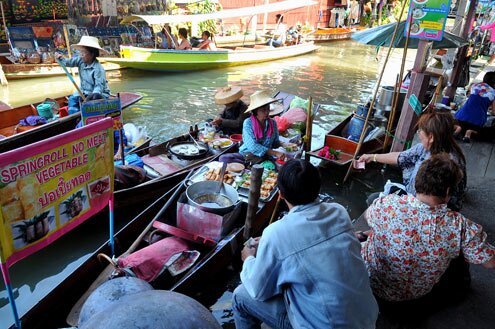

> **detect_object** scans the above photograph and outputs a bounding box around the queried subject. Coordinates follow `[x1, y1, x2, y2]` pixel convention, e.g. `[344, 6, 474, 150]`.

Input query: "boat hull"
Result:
[2, 62, 122, 80]
[101, 43, 319, 71]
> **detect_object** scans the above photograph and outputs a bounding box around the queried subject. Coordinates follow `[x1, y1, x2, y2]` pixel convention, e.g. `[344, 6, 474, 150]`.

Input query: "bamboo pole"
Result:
[0, 2, 9, 86]
[383, 13, 413, 151]
[268, 194, 282, 225]
[244, 164, 263, 241]
[343, 1, 408, 183]
[304, 96, 313, 161]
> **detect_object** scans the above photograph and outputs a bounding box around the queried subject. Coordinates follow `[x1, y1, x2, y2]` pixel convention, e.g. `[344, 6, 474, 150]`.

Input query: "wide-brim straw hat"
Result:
[245, 90, 281, 115]
[72, 36, 108, 56]
[215, 86, 243, 105]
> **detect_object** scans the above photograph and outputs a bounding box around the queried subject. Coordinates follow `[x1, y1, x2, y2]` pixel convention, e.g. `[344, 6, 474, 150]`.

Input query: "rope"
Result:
[384, 129, 413, 149]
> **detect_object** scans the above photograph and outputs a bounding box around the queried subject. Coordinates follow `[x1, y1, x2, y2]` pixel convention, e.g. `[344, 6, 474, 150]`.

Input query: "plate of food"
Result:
[413, 0, 427, 4]
[211, 138, 233, 150]
[412, 7, 426, 19]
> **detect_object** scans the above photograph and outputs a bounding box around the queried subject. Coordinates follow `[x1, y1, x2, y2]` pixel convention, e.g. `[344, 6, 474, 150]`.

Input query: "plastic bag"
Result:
[274, 116, 290, 132]
[289, 96, 309, 111]
[124, 123, 148, 146]
[282, 107, 307, 124]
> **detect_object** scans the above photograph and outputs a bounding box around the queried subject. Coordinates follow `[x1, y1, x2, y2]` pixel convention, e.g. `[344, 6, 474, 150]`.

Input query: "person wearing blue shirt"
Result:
[454, 71, 495, 143]
[233, 159, 378, 329]
[55, 36, 110, 114]
[238, 90, 285, 164]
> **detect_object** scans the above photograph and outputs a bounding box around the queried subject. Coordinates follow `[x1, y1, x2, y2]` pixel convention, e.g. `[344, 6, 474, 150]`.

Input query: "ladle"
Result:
[215, 161, 228, 194]
[189, 132, 204, 150]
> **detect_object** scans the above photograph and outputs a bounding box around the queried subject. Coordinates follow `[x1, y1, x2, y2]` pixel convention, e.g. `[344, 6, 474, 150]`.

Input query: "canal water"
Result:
[0, 40, 415, 328]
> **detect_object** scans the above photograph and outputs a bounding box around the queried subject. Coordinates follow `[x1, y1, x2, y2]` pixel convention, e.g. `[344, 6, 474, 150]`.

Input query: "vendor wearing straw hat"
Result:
[239, 90, 285, 164]
[212, 86, 249, 135]
[55, 36, 110, 114]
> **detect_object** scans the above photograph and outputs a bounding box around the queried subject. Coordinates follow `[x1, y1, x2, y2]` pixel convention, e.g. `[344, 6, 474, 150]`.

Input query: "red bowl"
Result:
[230, 134, 243, 143]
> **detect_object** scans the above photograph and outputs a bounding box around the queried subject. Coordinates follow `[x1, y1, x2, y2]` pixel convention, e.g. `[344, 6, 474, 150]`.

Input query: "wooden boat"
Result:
[307, 113, 387, 166]
[104, 1, 319, 72]
[306, 28, 354, 43]
[102, 42, 319, 72]
[0, 92, 143, 153]
[0, 61, 122, 81]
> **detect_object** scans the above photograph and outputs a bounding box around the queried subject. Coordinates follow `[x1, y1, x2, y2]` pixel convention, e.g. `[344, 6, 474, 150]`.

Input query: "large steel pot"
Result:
[186, 180, 239, 215]
[168, 141, 209, 161]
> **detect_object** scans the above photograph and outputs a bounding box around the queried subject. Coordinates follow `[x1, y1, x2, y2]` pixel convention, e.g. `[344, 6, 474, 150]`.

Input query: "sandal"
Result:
[462, 136, 471, 143]
[355, 231, 369, 242]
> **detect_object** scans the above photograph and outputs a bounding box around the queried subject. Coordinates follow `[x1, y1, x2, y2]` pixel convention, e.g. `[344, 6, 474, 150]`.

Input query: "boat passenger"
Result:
[55, 36, 110, 114]
[212, 86, 248, 135]
[156, 25, 176, 49]
[356, 110, 466, 211]
[361, 154, 495, 308]
[175, 28, 192, 50]
[238, 90, 285, 164]
[453, 71, 495, 143]
[267, 14, 287, 47]
[232, 159, 378, 329]
[197, 31, 217, 51]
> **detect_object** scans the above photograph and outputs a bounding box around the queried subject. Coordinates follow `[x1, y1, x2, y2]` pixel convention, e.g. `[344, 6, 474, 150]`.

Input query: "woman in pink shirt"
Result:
[480, 20, 495, 64]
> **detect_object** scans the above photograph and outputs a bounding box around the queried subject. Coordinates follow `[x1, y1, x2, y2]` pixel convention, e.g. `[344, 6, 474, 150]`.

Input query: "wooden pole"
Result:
[343, 2, 407, 183]
[304, 96, 313, 160]
[383, 14, 413, 151]
[244, 164, 263, 241]
[0, 2, 9, 86]
[55, 58, 87, 101]
[268, 194, 282, 225]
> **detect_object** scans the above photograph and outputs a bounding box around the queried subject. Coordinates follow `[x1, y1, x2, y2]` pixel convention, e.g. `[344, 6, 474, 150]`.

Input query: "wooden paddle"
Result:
[55, 58, 87, 102]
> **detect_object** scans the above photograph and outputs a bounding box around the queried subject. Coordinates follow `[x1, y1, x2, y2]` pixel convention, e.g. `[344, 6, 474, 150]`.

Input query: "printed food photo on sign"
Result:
[88, 176, 111, 200]
[58, 189, 90, 225]
[0, 175, 42, 224]
[91, 143, 113, 180]
[11, 209, 56, 249]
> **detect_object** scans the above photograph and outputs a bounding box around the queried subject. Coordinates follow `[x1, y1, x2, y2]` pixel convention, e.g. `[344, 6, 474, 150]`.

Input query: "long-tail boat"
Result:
[102, 0, 319, 72]
[0, 92, 143, 153]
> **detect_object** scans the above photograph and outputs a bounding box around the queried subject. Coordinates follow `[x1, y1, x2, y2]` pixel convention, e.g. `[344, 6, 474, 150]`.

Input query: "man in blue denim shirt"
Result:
[55, 36, 110, 114]
[233, 160, 378, 329]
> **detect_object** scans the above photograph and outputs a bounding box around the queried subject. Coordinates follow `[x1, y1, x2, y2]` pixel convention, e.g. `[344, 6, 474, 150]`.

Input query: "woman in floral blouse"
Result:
[356, 110, 466, 211]
[362, 154, 495, 303]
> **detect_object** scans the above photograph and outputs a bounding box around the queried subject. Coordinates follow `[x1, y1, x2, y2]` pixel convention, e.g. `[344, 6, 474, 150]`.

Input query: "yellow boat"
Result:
[101, 0, 319, 72]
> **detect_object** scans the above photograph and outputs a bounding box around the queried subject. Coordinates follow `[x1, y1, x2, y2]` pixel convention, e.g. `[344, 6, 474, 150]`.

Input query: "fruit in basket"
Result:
[318, 146, 340, 160]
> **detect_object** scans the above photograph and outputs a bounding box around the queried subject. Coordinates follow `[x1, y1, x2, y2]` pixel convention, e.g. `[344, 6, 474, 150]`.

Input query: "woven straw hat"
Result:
[72, 36, 108, 56]
[215, 86, 243, 105]
[245, 90, 280, 114]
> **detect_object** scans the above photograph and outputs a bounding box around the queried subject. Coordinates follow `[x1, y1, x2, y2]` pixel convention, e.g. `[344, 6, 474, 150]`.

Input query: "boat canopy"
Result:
[120, 0, 317, 25]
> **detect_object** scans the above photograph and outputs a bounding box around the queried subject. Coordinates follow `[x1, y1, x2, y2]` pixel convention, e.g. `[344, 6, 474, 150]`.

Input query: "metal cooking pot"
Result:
[186, 180, 239, 215]
[168, 141, 209, 161]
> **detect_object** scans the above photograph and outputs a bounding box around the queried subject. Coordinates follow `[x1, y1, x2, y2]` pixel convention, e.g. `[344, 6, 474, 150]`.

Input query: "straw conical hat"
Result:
[72, 36, 108, 56]
[215, 86, 243, 105]
[245, 90, 280, 115]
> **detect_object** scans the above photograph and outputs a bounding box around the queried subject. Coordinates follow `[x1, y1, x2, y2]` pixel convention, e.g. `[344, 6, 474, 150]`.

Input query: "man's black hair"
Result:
[278, 159, 320, 205]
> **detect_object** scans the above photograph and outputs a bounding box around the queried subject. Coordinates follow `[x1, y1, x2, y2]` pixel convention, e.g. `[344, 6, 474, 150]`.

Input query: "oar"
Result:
[55, 58, 86, 102]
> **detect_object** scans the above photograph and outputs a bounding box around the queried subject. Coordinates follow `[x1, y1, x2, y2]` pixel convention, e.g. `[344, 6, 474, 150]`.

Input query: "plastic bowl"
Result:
[230, 134, 243, 143]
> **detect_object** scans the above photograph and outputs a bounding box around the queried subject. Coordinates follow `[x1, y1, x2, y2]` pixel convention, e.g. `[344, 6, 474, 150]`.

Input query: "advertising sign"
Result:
[0, 119, 114, 267]
[80, 97, 123, 130]
[406, 0, 452, 41]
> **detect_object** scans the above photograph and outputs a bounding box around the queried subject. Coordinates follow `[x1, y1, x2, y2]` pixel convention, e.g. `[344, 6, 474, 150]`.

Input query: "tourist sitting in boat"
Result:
[453, 71, 495, 143]
[232, 159, 378, 328]
[156, 25, 176, 49]
[267, 14, 287, 47]
[212, 86, 248, 135]
[197, 31, 217, 51]
[55, 36, 110, 114]
[360, 154, 495, 308]
[175, 28, 192, 50]
[355, 110, 466, 211]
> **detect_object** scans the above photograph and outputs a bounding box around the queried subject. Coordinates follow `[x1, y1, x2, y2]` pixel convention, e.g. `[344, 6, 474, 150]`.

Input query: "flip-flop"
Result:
[462, 136, 471, 143]
[355, 231, 369, 242]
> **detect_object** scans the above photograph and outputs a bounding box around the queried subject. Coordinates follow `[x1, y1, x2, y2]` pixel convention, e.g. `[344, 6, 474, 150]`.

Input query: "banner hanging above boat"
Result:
[120, 0, 318, 25]
[406, 0, 452, 41]
[81, 97, 123, 130]
[0, 119, 115, 267]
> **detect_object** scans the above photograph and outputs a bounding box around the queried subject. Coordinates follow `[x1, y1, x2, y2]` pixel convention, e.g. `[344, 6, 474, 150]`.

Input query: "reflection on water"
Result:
[0, 41, 415, 328]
